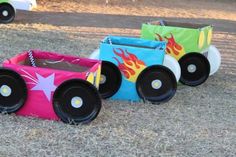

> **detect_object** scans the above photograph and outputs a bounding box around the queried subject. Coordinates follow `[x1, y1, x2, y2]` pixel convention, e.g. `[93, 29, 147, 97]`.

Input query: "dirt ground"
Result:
[0, 0, 236, 156]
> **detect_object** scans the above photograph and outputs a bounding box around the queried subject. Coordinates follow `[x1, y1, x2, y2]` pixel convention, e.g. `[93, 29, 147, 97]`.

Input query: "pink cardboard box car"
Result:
[0, 50, 102, 124]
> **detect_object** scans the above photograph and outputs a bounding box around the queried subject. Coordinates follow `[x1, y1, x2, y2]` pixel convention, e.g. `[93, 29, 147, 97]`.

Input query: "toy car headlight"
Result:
[207, 29, 213, 46]
[198, 30, 205, 49]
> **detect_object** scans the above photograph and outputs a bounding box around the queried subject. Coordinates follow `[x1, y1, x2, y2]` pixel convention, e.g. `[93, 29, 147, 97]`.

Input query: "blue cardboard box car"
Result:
[90, 36, 177, 103]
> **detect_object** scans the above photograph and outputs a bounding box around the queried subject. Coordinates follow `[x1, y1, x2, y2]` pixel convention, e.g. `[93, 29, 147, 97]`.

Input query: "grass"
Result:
[0, 0, 236, 156]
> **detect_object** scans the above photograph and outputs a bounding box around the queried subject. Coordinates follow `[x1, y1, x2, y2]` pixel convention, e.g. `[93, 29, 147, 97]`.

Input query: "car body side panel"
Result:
[0, 0, 10, 4]
[141, 23, 213, 60]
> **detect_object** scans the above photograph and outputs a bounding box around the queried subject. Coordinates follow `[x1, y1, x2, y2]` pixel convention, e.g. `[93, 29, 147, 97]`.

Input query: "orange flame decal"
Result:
[113, 48, 146, 83]
[156, 33, 185, 60]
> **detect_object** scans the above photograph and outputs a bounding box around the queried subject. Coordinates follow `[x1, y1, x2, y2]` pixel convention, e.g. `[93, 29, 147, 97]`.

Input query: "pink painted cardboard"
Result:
[3, 50, 101, 120]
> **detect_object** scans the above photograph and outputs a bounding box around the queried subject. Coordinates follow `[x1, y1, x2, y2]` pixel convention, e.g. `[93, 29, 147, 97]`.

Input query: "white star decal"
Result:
[31, 73, 57, 101]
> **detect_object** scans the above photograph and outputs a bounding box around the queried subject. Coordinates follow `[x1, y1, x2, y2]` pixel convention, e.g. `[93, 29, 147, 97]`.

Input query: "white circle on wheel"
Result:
[0, 85, 12, 97]
[89, 49, 100, 60]
[207, 45, 221, 75]
[71, 96, 83, 108]
[151, 79, 162, 89]
[187, 64, 197, 73]
[2, 10, 9, 17]
[100, 74, 106, 84]
[163, 54, 181, 82]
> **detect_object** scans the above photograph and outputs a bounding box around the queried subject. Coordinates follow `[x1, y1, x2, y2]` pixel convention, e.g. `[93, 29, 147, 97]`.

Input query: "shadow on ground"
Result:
[15, 11, 236, 33]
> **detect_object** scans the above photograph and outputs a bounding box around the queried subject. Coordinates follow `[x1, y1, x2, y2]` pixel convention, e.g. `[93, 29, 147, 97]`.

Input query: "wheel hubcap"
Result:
[100, 74, 106, 84]
[2, 10, 8, 17]
[0, 85, 12, 97]
[187, 64, 197, 73]
[71, 96, 83, 108]
[151, 79, 162, 90]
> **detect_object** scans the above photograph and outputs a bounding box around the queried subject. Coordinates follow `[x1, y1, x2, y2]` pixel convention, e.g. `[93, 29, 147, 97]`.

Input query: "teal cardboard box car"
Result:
[90, 36, 177, 103]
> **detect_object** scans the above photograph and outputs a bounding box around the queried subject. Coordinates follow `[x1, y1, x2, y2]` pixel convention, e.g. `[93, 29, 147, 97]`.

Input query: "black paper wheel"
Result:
[0, 4, 15, 23]
[99, 61, 122, 99]
[53, 79, 102, 124]
[0, 68, 27, 113]
[136, 65, 177, 104]
[179, 53, 210, 86]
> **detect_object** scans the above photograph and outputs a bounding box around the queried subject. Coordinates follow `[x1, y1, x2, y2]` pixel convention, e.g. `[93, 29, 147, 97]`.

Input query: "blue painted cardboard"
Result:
[100, 36, 166, 101]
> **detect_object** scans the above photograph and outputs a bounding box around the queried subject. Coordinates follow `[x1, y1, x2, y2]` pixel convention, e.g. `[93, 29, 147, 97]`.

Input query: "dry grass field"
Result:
[0, 0, 236, 156]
